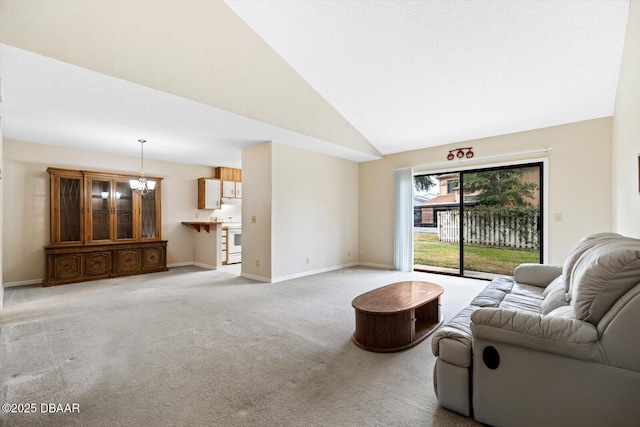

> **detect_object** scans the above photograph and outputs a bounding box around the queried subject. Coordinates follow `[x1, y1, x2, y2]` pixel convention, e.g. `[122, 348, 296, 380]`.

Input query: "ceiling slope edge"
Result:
[0, 0, 382, 161]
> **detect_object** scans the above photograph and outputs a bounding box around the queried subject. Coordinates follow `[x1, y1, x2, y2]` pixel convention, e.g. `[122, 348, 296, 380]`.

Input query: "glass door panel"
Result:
[140, 191, 157, 239]
[58, 177, 82, 243]
[462, 164, 542, 279]
[90, 179, 111, 241]
[413, 173, 461, 274]
[415, 163, 543, 278]
[115, 181, 134, 240]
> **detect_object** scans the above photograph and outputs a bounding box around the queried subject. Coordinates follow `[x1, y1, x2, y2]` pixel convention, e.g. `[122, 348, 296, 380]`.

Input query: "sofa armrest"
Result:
[513, 263, 562, 288]
[470, 308, 604, 363]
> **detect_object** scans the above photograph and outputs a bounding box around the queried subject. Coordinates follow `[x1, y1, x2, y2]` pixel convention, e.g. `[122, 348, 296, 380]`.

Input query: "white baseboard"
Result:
[241, 272, 271, 283]
[167, 261, 195, 268]
[269, 262, 360, 283]
[357, 262, 394, 270]
[4, 279, 43, 288]
[192, 262, 217, 270]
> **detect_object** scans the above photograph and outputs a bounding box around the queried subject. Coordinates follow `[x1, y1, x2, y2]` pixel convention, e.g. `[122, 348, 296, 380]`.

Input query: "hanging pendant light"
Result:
[129, 139, 156, 196]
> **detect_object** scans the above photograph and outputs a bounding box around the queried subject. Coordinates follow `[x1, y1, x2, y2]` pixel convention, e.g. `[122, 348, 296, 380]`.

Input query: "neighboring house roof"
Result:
[421, 194, 456, 205]
[413, 192, 437, 205]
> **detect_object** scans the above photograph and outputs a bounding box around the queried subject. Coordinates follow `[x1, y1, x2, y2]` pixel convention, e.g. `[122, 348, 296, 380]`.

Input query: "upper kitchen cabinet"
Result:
[214, 167, 242, 182]
[46, 167, 167, 286]
[215, 167, 242, 199]
[198, 178, 222, 209]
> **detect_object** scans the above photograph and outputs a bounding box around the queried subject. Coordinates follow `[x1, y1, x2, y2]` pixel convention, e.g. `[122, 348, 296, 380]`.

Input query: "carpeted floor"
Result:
[0, 266, 487, 426]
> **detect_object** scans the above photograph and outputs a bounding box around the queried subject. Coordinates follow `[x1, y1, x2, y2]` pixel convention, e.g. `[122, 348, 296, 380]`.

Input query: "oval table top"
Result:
[352, 281, 444, 314]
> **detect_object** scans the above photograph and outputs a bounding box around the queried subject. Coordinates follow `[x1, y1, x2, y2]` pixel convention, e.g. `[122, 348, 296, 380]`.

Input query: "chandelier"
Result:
[129, 139, 156, 196]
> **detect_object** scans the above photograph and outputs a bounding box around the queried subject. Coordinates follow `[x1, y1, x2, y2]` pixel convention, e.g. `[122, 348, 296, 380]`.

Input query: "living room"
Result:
[1, 1, 639, 426]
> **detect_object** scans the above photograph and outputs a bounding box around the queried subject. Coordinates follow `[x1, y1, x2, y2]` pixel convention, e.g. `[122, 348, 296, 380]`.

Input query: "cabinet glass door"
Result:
[115, 181, 134, 240]
[58, 177, 82, 243]
[90, 179, 112, 241]
[141, 191, 157, 239]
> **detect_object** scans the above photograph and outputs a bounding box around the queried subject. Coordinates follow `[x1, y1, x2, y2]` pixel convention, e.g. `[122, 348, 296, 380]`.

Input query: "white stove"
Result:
[215, 216, 241, 264]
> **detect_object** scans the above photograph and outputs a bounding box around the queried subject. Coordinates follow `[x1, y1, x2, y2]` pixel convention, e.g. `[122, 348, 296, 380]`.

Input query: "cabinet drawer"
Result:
[142, 247, 164, 269]
[86, 251, 111, 276]
[52, 254, 83, 280]
[115, 249, 141, 273]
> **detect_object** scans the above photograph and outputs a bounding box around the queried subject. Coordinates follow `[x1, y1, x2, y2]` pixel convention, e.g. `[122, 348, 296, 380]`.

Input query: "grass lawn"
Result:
[414, 232, 539, 275]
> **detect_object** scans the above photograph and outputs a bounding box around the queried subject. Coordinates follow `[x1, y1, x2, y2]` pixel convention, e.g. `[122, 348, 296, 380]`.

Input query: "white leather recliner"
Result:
[431, 233, 640, 426]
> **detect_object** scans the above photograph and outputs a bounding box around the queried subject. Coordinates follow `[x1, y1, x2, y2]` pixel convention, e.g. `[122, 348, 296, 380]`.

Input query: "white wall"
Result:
[613, 0, 640, 238]
[3, 139, 215, 285]
[241, 142, 273, 281]
[241, 142, 359, 282]
[271, 143, 358, 280]
[359, 118, 613, 268]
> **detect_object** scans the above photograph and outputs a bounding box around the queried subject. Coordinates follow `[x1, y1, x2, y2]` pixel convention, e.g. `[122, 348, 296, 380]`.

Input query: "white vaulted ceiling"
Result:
[0, 0, 630, 165]
[226, 0, 629, 154]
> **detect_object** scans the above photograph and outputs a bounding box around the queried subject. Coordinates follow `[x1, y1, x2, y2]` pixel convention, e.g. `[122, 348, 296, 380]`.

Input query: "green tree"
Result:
[414, 175, 436, 192]
[463, 168, 538, 207]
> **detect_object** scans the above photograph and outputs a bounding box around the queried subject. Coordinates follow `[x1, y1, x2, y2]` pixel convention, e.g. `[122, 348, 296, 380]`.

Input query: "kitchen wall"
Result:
[359, 117, 613, 268]
[3, 139, 215, 285]
[242, 142, 358, 282]
[613, 0, 640, 238]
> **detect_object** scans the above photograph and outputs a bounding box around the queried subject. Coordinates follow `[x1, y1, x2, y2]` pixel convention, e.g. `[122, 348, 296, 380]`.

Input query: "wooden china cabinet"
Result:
[44, 167, 168, 286]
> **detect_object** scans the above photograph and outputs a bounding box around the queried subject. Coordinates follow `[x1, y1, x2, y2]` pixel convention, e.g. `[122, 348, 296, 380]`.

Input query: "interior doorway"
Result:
[414, 162, 543, 279]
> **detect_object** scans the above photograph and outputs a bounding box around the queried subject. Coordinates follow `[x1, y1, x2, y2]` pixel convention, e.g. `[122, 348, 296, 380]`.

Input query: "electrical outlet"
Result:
[251, 216, 256, 223]
[555, 213, 563, 222]
[256, 259, 260, 268]
[306, 257, 310, 264]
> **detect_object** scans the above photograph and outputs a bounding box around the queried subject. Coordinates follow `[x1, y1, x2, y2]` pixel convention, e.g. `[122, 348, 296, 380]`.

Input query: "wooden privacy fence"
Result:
[437, 209, 539, 249]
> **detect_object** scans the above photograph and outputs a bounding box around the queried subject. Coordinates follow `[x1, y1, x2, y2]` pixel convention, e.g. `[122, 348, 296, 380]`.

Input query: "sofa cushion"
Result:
[469, 277, 513, 307]
[571, 237, 640, 325]
[562, 232, 621, 300]
[513, 263, 562, 288]
[541, 276, 569, 315]
[499, 293, 543, 313]
[546, 305, 575, 319]
[432, 306, 480, 363]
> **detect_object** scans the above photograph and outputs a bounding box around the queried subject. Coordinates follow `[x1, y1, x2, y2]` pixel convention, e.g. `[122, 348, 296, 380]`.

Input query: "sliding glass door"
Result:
[414, 163, 542, 278]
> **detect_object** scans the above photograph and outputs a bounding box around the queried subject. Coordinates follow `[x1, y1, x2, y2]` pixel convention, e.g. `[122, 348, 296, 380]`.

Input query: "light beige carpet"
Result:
[1, 266, 487, 426]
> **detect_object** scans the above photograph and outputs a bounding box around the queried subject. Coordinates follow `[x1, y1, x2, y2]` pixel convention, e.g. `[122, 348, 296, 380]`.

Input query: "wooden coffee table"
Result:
[351, 281, 444, 352]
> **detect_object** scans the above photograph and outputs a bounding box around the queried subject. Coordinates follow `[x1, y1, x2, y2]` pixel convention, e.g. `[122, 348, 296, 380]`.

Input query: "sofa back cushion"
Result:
[563, 232, 621, 300]
[571, 237, 640, 325]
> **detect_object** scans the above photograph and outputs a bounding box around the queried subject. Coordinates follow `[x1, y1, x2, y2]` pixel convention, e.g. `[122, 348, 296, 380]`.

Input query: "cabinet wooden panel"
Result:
[142, 247, 164, 269]
[46, 167, 167, 286]
[214, 167, 241, 182]
[115, 249, 141, 273]
[197, 178, 221, 209]
[52, 254, 83, 280]
[86, 252, 111, 276]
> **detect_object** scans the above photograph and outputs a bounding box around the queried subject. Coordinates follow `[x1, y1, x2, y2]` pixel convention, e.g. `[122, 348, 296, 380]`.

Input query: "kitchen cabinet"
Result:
[198, 178, 222, 209]
[215, 167, 241, 199]
[214, 167, 242, 182]
[222, 181, 242, 199]
[45, 167, 167, 286]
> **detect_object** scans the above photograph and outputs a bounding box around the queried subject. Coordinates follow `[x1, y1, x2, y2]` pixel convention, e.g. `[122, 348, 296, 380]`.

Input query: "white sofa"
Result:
[431, 233, 640, 426]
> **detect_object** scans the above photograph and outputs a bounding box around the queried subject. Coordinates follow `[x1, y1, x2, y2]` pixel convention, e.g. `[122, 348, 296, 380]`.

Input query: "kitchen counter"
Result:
[181, 221, 223, 233]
